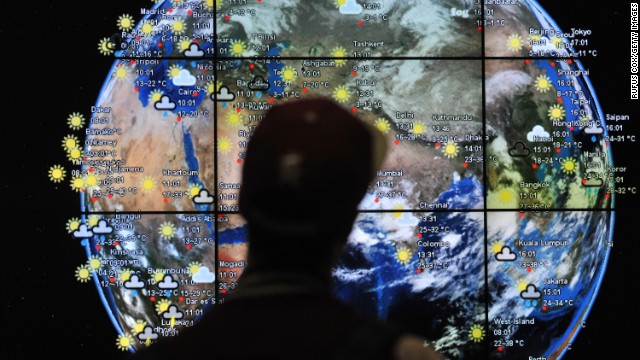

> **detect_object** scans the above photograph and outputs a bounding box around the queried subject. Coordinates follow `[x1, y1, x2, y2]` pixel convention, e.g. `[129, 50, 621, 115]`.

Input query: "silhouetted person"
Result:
[130, 98, 443, 360]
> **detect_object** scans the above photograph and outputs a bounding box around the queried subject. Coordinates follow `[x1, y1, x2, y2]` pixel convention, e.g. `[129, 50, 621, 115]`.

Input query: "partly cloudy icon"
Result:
[92, 219, 113, 234]
[211, 86, 235, 101]
[183, 43, 204, 58]
[520, 284, 542, 299]
[72, 224, 93, 239]
[527, 125, 550, 142]
[157, 274, 179, 289]
[154, 95, 176, 110]
[584, 122, 604, 135]
[582, 175, 603, 187]
[396, 213, 419, 227]
[193, 189, 214, 204]
[495, 246, 517, 261]
[192, 266, 215, 283]
[172, 69, 197, 86]
[123, 274, 145, 289]
[339, 0, 363, 15]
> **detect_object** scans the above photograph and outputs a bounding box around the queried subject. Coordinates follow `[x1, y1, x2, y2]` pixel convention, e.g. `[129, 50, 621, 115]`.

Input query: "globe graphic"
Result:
[77, 0, 613, 358]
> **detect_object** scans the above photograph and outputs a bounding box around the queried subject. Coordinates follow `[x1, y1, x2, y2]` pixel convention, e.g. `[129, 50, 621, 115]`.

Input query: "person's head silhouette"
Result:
[238, 98, 387, 280]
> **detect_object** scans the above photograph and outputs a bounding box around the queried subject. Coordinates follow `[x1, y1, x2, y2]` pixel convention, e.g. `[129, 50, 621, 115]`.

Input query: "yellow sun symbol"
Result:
[490, 240, 504, 255]
[117, 14, 135, 31]
[167, 64, 184, 79]
[528, 33, 542, 44]
[229, 39, 247, 57]
[172, 19, 187, 35]
[119, 268, 133, 282]
[62, 135, 80, 151]
[411, 121, 426, 135]
[188, 261, 202, 275]
[441, 142, 459, 158]
[87, 255, 103, 272]
[334, 0, 348, 8]
[87, 215, 100, 228]
[67, 112, 85, 130]
[66, 217, 81, 233]
[140, 176, 156, 192]
[330, 46, 348, 67]
[155, 299, 172, 315]
[507, 34, 523, 52]
[187, 183, 203, 198]
[391, 204, 404, 219]
[116, 333, 134, 351]
[98, 37, 115, 55]
[140, 20, 154, 36]
[498, 188, 517, 204]
[113, 66, 129, 80]
[158, 221, 177, 239]
[70, 175, 85, 192]
[374, 118, 391, 134]
[280, 65, 298, 83]
[560, 157, 578, 175]
[488, 188, 518, 208]
[332, 85, 351, 103]
[85, 174, 99, 188]
[153, 270, 166, 283]
[226, 111, 243, 127]
[395, 246, 412, 265]
[178, 38, 193, 52]
[204, 0, 221, 10]
[131, 320, 147, 335]
[67, 147, 84, 164]
[149, 89, 164, 103]
[48, 165, 66, 183]
[534, 75, 553, 93]
[75, 264, 92, 283]
[218, 136, 232, 153]
[206, 80, 222, 96]
[548, 104, 565, 121]
[516, 279, 528, 291]
[469, 325, 485, 342]
[551, 36, 565, 49]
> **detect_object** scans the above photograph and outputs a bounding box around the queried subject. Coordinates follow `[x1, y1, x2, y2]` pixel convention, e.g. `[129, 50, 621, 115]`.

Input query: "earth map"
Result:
[66, 1, 614, 358]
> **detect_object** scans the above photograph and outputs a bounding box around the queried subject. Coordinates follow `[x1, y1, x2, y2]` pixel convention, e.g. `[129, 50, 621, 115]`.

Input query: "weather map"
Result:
[44, 0, 636, 358]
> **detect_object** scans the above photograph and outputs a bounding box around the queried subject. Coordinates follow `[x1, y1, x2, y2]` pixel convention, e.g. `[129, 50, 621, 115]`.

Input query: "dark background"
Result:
[2, 0, 637, 358]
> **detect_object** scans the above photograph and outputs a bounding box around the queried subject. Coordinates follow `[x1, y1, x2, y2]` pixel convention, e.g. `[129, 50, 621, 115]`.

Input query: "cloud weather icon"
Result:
[193, 189, 214, 204]
[527, 125, 550, 142]
[582, 175, 603, 187]
[520, 284, 542, 300]
[192, 266, 215, 283]
[339, 0, 363, 15]
[157, 274, 179, 289]
[162, 305, 184, 320]
[137, 326, 159, 341]
[72, 224, 93, 239]
[211, 86, 235, 102]
[92, 219, 113, 234]
[495, 246, 517, 261]
[183, 43, 204, 58]
[584, 122, 604, 135]
[172, 69, 197, 87]
[123, 274, 145, 289]
[508, 141, 531, 157]
[154, 95, 176, 110]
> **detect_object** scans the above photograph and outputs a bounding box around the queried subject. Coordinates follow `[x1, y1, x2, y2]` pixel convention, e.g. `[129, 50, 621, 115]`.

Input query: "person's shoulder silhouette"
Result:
[129, 98, 443, 360]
